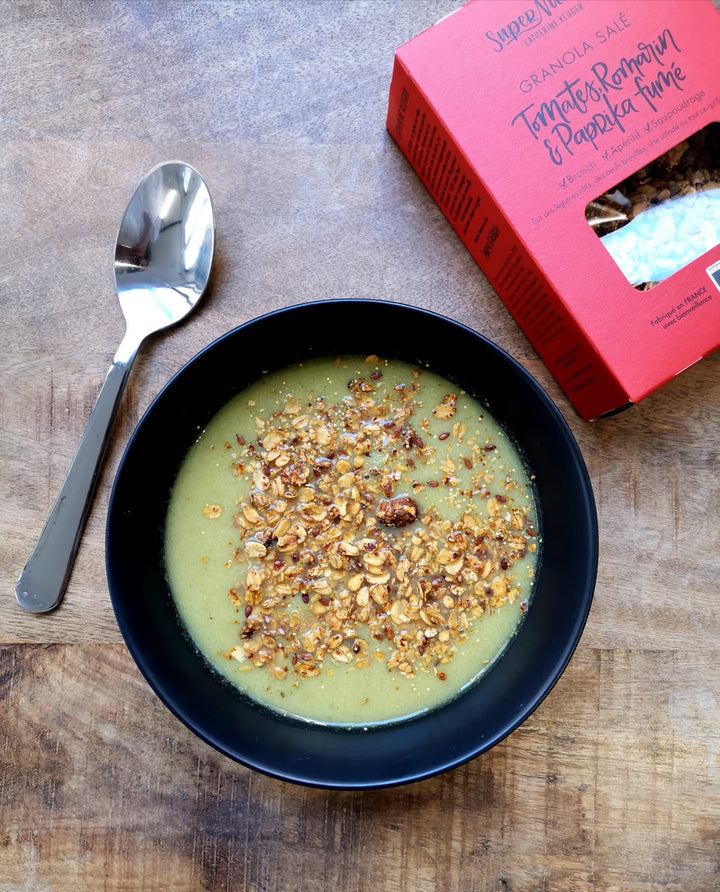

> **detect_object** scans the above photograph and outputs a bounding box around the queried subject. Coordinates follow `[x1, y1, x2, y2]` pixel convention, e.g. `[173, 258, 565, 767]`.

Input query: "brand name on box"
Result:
[485, 0, 573, 52]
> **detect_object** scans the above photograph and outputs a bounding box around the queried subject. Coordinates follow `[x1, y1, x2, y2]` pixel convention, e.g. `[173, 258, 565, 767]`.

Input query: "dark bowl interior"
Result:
[106, 299, 598, 789]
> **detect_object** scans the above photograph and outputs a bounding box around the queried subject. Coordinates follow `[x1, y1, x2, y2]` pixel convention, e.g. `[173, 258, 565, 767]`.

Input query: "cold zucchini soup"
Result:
[164, 355, 540, 726]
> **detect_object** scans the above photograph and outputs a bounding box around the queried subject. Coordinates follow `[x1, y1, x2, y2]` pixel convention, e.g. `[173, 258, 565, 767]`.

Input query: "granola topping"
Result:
[222, 356, 538, 684]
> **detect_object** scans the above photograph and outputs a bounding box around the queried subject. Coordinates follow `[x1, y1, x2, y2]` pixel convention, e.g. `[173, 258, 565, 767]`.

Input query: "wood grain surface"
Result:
[1, 1, 718, 890]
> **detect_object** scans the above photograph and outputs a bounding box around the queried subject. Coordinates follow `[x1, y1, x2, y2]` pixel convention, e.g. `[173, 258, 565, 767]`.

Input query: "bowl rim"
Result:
[106, 298, 598, 789]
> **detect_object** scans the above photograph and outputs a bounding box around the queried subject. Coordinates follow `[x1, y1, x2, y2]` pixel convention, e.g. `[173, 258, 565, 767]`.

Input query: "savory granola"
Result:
[222, 355, 537, 684]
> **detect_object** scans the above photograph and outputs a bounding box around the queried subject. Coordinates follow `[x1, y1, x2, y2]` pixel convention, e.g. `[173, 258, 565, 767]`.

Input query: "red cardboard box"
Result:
[387, 0, 720, 419]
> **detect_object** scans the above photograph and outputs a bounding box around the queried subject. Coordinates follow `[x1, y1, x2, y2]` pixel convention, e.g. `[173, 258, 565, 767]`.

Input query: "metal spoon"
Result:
[16, 160, 215, 613]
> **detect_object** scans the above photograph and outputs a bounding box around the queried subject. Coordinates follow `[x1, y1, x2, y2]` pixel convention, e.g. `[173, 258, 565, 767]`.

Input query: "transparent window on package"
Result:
[585, 122, 720, 290]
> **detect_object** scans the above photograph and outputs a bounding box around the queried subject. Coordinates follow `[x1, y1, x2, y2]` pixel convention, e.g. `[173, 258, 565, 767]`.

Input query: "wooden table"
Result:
[2, 2, 718, 889]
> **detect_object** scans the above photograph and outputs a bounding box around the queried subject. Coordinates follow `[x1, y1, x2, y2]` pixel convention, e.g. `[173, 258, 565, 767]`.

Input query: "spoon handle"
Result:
[16, 350, 137, 613]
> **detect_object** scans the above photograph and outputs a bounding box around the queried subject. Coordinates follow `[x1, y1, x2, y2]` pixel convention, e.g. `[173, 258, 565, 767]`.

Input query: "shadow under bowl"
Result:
[106, 299, 598, 790]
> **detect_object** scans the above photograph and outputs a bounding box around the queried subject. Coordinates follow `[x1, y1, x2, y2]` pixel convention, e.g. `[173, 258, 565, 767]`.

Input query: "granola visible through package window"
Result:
[586, 122, 720, 290]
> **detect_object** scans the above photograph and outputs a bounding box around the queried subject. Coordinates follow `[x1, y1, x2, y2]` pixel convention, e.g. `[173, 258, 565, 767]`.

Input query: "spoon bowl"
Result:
[16, 161, 215, 613]
[114, 162, 214, 356]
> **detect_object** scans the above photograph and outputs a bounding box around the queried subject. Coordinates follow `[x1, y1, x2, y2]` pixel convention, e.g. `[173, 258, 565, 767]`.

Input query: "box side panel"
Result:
[386, 54, 630, 420]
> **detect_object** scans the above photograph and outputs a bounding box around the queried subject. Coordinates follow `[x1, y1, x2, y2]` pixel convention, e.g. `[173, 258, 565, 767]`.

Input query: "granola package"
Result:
[387, 0, 720, 419]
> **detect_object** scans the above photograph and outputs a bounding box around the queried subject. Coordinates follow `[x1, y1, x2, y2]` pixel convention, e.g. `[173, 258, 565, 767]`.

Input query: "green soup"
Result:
[165, 355, 539, 726]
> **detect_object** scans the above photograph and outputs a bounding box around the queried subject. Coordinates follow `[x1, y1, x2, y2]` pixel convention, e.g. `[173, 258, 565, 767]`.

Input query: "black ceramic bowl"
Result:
[106, 299, 597, 789]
